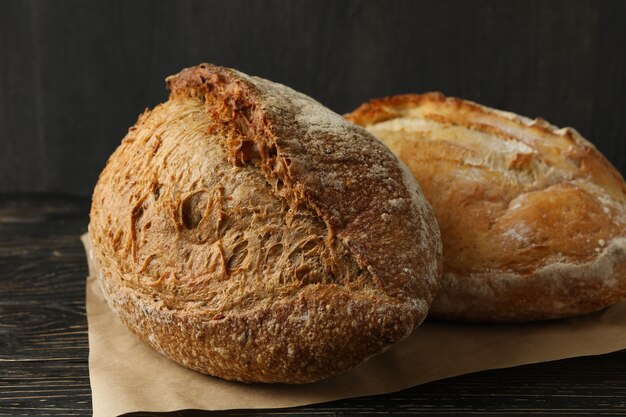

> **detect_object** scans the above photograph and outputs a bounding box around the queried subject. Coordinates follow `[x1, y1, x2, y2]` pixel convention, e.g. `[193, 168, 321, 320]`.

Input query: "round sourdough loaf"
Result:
[347, 92, 626, 322]
[89, 64, 442, 383]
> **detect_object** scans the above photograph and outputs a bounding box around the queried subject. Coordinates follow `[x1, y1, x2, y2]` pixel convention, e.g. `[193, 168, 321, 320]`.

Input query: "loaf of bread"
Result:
[89, 65, 442, 383]
[347, 93, 626, 322]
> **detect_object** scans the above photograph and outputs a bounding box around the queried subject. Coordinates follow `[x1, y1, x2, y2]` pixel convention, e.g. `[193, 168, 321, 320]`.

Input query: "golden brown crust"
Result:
[347, 92, 626, 322]
[89, 65, 442, 383]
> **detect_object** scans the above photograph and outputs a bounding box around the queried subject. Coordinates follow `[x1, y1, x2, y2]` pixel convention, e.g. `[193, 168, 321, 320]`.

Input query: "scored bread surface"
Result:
[89, 65, 442, 383]
[347, 92, 626, 322]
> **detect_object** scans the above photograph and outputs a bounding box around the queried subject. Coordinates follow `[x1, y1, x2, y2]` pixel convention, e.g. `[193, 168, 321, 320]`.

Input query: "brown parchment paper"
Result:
[82, 234, 626, 417]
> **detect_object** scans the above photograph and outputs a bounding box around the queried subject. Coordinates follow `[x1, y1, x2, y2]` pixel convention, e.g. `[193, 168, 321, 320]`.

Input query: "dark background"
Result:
[1, 0, 625, 196]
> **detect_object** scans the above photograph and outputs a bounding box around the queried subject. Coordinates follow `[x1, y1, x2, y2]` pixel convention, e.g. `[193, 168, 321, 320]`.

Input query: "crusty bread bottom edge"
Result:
[88, 232, 419, 384]
[431, 237, 626, 322]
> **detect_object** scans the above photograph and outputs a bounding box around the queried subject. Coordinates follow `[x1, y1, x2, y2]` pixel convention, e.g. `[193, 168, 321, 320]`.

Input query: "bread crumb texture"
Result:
[89, 65, 442, 383]
[347, 92, 626, 322]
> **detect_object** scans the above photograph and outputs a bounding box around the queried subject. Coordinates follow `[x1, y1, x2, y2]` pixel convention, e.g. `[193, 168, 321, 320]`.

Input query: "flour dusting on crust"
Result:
[347, 92, 626, 322]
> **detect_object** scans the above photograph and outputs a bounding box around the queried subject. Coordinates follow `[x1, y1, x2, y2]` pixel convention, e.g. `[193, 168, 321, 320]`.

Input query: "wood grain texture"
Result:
[0, 195, 91, 415]
[1, 0, 625, 195]
[2, 194, 626, 415]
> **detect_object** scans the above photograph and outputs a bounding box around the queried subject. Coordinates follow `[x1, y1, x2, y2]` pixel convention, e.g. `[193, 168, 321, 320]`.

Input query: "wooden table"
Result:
[2, 194, 626, 416]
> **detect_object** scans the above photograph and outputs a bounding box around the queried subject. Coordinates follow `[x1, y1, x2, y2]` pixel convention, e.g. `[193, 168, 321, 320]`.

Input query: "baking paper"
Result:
[82, 234, 626, 416]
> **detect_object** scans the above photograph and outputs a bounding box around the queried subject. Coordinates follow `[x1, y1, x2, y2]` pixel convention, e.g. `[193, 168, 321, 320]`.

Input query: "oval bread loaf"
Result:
[347, 92, 626, 322]
[89, 65, 442, 383]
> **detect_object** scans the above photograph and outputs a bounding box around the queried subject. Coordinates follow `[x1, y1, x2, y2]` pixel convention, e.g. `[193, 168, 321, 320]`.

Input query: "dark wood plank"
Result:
[2, 194, 626, 416]
[1, 1, 626, 195]
[0, 195, 91, 416]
